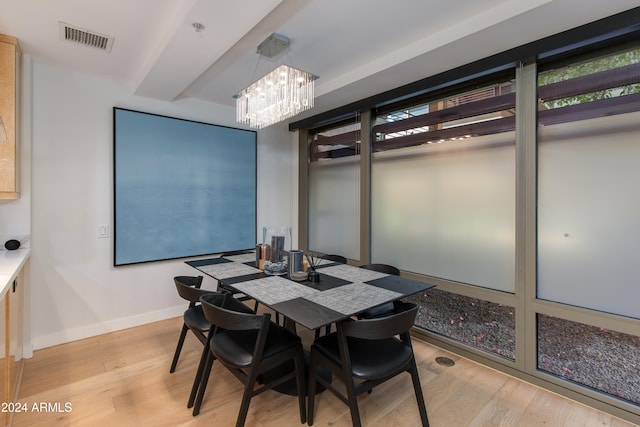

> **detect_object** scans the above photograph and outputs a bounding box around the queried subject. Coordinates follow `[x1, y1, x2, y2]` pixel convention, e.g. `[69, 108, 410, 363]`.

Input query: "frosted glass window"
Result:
[371, 80, 516, 292]
[307, 121, 360, 260]
[371, 136, 515, 291]
[537, 114, 640, 319]
[537, 47, 640, 319]
[308, 159, 359, 259]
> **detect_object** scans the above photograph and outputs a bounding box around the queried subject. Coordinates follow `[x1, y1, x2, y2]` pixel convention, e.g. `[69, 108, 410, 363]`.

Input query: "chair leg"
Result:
[188, 339, 211, 408]
[169, 323, 189, 373]
[192, 349, 215, 416]
[307, 349, 318, 426]
[344, 374, 362, 427]
[409, 361, 430, 427]
[235, 370, 260, 427]
[293, 348, 307, 424]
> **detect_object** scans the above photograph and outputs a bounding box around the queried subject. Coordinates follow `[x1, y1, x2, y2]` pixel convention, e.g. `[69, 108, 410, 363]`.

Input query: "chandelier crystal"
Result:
[234, 64, 317, 129]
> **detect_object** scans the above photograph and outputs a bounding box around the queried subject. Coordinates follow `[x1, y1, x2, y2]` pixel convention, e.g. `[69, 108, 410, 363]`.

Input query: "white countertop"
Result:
[0, 248, 30, 298]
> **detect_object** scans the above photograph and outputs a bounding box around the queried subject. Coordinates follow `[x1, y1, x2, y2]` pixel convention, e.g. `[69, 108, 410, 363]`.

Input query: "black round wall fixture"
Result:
[4, 239, 20, 250]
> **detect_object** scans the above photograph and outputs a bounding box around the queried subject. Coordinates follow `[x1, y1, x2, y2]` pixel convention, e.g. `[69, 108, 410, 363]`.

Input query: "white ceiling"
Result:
[1, 0, 639, 125]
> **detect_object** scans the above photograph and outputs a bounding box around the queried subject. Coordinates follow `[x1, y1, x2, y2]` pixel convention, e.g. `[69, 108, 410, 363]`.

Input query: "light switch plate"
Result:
[98, 224, 109, 238]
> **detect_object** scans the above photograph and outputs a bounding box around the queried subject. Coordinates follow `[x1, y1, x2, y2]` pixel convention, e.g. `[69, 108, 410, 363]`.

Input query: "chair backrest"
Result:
[200, 293, 268, 331]
[200, 293, 271, 366]
[360, 263, 400, 276]
[324, 254, 347, 264]
[175, 275, 204, 289]
[174, 276, 212, 307]
[340, 301, 418, 341]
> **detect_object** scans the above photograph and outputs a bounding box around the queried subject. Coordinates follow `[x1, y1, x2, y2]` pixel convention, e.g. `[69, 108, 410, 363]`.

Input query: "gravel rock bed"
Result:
[538, 314, 640, 405]
[405, 288, 640, 406]
[406, 288, 516, 360]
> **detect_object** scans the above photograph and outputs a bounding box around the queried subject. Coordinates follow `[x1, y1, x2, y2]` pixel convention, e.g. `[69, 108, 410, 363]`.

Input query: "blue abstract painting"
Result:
[113, 108, 256, 265]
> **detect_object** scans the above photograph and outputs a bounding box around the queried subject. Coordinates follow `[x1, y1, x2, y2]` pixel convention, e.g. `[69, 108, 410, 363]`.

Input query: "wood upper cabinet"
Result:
[0, 34, 21, 199]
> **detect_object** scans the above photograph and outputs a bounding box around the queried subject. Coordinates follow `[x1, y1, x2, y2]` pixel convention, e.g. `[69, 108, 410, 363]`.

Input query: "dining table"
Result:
[186, 251, 435, 396]
[186, 252, 435, 332]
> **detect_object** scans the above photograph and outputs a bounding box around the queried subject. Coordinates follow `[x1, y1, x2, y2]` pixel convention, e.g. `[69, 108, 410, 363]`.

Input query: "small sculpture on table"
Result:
[262, 226, 291, 275]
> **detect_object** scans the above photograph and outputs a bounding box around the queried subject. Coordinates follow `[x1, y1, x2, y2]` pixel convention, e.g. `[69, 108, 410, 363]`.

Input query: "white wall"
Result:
[20, 58, 293, 350]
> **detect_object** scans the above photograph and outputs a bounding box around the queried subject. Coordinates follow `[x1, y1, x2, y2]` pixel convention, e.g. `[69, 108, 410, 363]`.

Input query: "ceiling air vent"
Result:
[58, 22, 114, 52]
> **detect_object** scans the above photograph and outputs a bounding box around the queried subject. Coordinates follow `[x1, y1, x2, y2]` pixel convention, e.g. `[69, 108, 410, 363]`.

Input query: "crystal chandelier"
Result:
[234, 34, 318, 129]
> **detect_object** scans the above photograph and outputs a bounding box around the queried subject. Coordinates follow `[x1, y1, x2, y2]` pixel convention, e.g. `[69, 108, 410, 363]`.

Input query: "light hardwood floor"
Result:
[10, 313, 638, 427]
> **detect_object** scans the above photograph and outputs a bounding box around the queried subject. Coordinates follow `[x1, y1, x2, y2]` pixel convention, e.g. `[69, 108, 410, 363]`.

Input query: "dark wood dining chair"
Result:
[190, 293, 307, 426]
[358, 263, 401, 319]
[186, 292, 255, 409]
[323, 254, 347, 263]
[360, 262, 400, 275]
[307, 300, 429, 427]
[170, 275, 213, 373]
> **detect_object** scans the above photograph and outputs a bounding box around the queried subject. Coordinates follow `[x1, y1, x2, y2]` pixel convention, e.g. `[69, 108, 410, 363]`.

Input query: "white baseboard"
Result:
[21, 343, 33, 359]
[31, 304, 185, 350]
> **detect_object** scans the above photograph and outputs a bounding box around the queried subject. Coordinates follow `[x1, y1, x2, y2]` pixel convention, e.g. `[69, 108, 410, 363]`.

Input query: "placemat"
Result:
[232, 275, 320, 305]
[196, 261, 261, 280]
[186, 257, 229, 267]
[223, 252, 256, 263]
[303, 282, 402, 315]
[316, 264, 389, 283]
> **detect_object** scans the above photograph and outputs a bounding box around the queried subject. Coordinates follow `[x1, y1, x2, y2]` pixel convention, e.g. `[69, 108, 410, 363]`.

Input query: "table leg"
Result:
[262, 350, 331, 396]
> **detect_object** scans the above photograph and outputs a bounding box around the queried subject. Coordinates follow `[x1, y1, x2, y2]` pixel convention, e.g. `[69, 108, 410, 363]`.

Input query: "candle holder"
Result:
[308, 270, 320, 283]
[305, 253, 324, 283]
